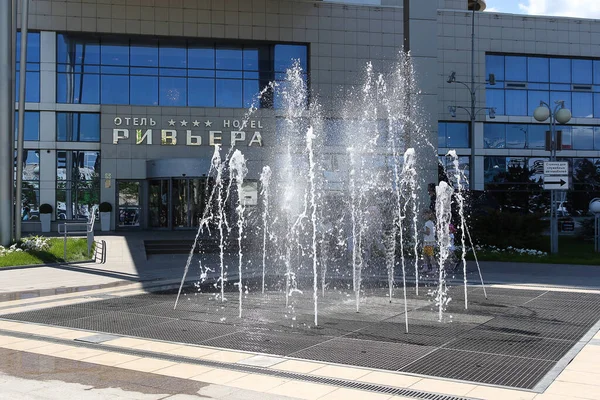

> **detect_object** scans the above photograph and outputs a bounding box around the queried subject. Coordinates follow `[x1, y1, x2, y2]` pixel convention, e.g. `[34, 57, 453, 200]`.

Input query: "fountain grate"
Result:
[2, 306, 109, 324]
[400, 348, 555, 389]
[2, 286, 599, 390]
[200, 329, 332, 356]
[445, 329, 576, 361]
[0, 327, 476, 400]
[288, 337, 437, 370]
[55, 311, 176, 334]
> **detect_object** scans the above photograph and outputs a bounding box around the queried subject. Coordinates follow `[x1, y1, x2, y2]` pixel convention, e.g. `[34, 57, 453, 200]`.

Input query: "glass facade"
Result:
[14, 150, 41, 220]
[16, 32, 41, 103]
[439, 155, 471, 189]
[56, 151, 101, 220]
[438, 122, 470, 148]
[56, 113, 100, 142]
[14, 111, 40, 141]
[484, 123, 600, 150]
[486, 54, 600, 117]
[57, 33, 307, 108]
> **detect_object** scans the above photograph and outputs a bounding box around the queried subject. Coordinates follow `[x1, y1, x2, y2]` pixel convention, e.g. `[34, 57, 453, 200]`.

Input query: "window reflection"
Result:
[438, 122, 469, 148]
[14, 150, 40, 220]
[56, 113, 100, 142]
[15, 32, 40, 103]
[14, 111, 40, 141]
[57, 34, 308, 108]
[56, 151, 100, 220]
[486, 54, 600, 118]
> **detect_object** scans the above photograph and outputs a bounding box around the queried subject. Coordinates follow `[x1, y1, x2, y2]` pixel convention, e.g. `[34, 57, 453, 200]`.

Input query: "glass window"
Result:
[188, 78, 215, 107]
[159, 76, 186, 106]
[528, 124, 547, 149]
[160, 44, 186, 68]
[216, 48, 242, 71]
[595, 93, 600, 118]
[56, 35, 307, 109]
[275, 44, 308, 72]
[484, 157, 507, 183]
[130, 76, 158, 105]
[506, 124, 527, 149]
[528, 57, 549, 83]
[484, 123, 505, 149]
[216, 79, 242, 108]
[130, 40, 158, 67]
[14, 111, 40, 141]
[445, 122, 469, 148]
[15, 149, 41, 220]
[438, 122, 446, 147]
[486, 55, 505, 82]
[528, 91, 549, 115]
[101, 42, 129, 66]
[572, 59, 593, 84]
[56, 113, 100, 142]
[505, 56, 527, 81]
[505, 90, 527, 116]
[550, 58, 571, 84]
[572, 126, 594, 150]
[101, 75, 129, 104]
[594, 61, 600, 84]
[188, 46, 215, 70]
[559, 126, 572, 150]
[56, 151, 100, 220]
[572, 92, 593, 118]
[486, 89, 505, 115]
[57, 72, 100, 104]
[550, 91, 571, 112]
[594, 127, 600, 150]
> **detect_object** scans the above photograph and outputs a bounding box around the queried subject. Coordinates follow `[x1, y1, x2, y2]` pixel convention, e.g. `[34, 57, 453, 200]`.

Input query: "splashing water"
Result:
[229, 150, 248, 318]
[260, 166, 272, 294]
[435, 181, 454, 322]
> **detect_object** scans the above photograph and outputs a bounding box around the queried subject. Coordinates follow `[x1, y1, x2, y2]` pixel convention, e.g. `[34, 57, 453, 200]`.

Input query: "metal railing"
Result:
[57, 206, 98, 261]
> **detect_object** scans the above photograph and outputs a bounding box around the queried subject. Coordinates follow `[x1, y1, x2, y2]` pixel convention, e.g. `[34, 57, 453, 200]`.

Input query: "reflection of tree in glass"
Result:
[567, 158, 600, 215]
[486, 165, 547, 214]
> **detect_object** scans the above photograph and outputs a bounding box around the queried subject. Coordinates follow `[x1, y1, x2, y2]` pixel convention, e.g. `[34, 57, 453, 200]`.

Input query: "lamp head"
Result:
[533, 104, 550, 122]
[555, 107, 572, 124]
[447, 71, 456, 84]
[489, 108, 496, 119]
[448, 106, 457, 117]
[488, 73, 496, 86]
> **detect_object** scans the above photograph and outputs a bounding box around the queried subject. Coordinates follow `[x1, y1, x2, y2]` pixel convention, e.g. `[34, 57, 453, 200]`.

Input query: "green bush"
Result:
[470, 210, 548, 249]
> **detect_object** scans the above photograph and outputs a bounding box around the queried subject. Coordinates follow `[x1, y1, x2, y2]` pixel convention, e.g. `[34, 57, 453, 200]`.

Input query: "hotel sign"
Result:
[112, 117, 264, 147]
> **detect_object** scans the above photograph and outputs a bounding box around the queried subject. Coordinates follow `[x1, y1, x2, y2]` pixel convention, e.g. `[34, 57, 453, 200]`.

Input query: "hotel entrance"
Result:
[148, 178, 209, 229]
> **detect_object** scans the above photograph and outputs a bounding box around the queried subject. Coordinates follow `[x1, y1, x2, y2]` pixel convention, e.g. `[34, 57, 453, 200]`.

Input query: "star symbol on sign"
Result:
[168, 119, 176, 126]
[204, 120, 213, 127]
[192, 120, 200, 127]
[180, 119, 188, 127]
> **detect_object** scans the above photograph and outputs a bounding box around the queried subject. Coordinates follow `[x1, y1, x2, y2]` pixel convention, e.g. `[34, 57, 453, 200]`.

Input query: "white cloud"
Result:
[484, 7, 500, 12]
[518, 0, 600, 19]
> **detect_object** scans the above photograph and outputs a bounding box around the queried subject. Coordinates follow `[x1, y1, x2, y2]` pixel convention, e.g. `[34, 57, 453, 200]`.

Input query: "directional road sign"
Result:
[543, 176, 569, 190]
[544, 161, 569, 176]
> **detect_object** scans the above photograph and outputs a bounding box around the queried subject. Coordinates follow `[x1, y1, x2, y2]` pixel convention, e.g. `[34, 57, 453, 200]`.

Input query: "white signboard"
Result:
[543, 161, 569, 176]
[543, 176, 569, 190]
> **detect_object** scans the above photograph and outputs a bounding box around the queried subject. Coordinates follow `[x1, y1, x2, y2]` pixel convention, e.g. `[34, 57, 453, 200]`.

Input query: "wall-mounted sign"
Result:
[111, 117, 264, 147]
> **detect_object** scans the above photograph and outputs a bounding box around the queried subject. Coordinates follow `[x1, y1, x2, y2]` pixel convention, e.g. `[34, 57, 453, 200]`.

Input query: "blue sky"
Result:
[484, 0, 600, 19]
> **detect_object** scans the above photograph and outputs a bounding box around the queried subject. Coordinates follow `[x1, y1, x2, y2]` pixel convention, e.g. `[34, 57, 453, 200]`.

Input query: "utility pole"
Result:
[0, 1, 14, 246]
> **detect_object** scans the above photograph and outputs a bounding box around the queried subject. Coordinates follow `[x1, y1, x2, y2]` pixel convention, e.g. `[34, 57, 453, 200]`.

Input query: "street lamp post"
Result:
[447, 72, 497, 152]
[534, 100, 572, 254]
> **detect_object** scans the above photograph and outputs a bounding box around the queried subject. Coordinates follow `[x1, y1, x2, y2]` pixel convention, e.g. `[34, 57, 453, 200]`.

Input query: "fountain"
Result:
[174, 51, 486, 330]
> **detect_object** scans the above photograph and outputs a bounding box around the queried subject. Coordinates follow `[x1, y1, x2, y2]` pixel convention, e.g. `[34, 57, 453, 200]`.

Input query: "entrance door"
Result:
[149, 179, 169, 228]
[172, 178, 208, 228]
[117, 181, 141, 228]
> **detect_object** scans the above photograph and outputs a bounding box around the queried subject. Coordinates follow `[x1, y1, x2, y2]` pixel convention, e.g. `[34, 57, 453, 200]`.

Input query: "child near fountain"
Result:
[421, 209, 436, 273]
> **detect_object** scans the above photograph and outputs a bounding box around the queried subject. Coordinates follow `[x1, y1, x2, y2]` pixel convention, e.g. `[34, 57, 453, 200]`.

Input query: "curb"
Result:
[0, 260, 95, 271]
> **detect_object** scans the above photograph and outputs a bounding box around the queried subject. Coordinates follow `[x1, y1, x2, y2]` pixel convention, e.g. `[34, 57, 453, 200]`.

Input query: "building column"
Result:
[403, 0, 438, 187]
[0, 1, 14, 245]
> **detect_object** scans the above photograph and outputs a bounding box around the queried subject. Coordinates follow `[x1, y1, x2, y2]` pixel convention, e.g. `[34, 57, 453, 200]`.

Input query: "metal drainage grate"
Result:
[0, 328, 475, 400]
